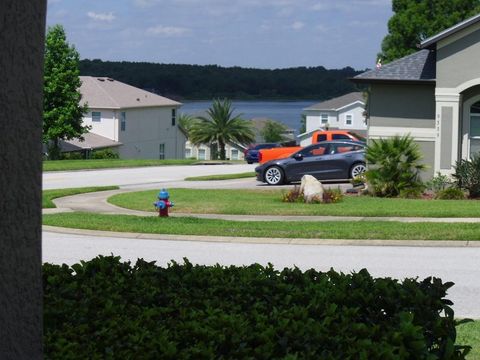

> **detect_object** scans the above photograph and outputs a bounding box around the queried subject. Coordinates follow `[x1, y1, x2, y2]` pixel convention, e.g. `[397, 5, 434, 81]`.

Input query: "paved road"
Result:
[43, 163, 257, 189]
[43, 230, 480, 319]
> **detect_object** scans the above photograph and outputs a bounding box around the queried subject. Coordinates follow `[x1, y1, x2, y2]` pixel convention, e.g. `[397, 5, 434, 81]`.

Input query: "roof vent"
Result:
[136, 98, 140, 101]
[97, 78, 105, 82]
[107, 78, 114, 81]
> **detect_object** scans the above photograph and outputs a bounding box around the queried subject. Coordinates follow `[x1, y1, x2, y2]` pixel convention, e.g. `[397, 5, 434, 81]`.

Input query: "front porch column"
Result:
[434, 92, 461, 175]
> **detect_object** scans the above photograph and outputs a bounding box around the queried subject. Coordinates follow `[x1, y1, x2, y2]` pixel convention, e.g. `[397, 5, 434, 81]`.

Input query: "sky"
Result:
[46, 0, 393, 70]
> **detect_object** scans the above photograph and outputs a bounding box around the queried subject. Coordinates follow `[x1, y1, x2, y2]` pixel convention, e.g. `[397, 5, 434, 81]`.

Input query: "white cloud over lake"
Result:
[47, 0, 392, 69]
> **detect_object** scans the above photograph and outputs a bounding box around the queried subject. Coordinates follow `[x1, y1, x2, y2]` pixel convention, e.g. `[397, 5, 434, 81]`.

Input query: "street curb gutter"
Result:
[42, 226, 480, 248]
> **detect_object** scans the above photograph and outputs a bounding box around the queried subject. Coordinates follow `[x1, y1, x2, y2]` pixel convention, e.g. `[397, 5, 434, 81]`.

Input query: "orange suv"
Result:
[258, 130, 365, 164]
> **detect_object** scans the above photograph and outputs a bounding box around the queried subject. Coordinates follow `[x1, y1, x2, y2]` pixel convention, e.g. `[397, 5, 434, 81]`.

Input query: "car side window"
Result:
[332, 134, 351, 140]
[300, 144, 328, 157]
[330, 144, 364, 154]
[316, 134, 327, 142]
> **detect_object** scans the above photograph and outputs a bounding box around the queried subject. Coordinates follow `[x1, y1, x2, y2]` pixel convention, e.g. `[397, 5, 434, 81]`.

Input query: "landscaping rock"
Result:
[300, 175, 324, 203]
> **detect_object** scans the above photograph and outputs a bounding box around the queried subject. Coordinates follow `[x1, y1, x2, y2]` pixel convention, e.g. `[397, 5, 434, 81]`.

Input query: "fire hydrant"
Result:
[153, 188, 174, 217]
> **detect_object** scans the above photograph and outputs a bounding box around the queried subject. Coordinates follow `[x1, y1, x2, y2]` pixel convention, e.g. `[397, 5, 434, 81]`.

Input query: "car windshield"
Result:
[348, 132, 366, 142]
[254, 143, 277, 150]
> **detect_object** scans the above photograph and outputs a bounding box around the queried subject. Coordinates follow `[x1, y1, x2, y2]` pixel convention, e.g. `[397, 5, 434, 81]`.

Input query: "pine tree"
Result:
[43, 25, 89, 159]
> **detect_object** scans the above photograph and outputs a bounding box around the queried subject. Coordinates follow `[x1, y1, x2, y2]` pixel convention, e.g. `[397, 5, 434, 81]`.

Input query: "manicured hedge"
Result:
[43, 256, 470, 359]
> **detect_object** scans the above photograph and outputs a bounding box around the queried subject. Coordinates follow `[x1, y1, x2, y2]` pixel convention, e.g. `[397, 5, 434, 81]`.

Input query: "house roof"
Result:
[353, 49, 436, 83]
[61, 132, 122, 152]
[304, 92, 364, 111]
[420, 12, 480, 49]
[80, 76, 181, 109]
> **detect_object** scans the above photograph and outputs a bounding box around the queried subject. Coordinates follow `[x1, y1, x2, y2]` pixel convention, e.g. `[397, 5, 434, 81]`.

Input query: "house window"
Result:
[198, 148, 206, 160]
[171, 108, 176, 126]
[345, 114, 353, 126]
[92, 111, 101, 122]
[231, 149, 239, 160]
[185, 148, 192, 158]
[120, 112, 126, 131]
[321, 114, 328, 124]
[159, 143, 165, 159]
[470, 101, 480, 156]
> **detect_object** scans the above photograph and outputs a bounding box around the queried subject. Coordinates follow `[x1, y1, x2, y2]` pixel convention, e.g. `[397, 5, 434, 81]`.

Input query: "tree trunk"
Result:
[48, 138, 61, 160]
[219, 140, 226, 160]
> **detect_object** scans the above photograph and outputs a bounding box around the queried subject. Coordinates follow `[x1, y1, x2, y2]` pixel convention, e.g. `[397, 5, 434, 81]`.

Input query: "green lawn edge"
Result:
[457, 321, 480, 359]
[43, 186, 119, 208]
[108, 188, 480, 218]
[42, 212, 480, 240]
[184, 172, 256, 181]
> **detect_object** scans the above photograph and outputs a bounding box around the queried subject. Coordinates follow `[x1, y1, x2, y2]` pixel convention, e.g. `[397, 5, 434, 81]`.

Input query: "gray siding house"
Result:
[353, 13, 480, 178]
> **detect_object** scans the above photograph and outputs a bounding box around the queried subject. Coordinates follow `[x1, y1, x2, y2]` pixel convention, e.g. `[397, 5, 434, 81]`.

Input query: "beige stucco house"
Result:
[298, 92, 367, 147]
[353, 13, 480, 178]
[77, 76, 186, 159]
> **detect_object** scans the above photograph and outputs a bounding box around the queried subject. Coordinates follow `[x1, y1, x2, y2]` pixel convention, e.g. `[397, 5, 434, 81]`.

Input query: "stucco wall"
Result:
[436, 24, 480, 89]
[115, 107, 185, 159]
[0, 0, 45, 358]
[368, 83, 436, 179]
[369, 83, 435, 122]
[305, 104, 366, 133]
[84, 109, 118, 141]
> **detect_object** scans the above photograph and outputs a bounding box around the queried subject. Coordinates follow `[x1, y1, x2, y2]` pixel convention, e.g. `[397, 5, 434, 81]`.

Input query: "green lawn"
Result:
[108, 188, 480, 218]
[43, 186, 119, 208]
[184, 172, 256, 181]
[457, 321, 480, 359]
[43, 159, 200, 171]
[42, 212, 480, 240]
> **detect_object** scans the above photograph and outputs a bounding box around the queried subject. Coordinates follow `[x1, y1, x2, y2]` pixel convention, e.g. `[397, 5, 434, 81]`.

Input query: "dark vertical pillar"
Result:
[0, 1, 47, 358]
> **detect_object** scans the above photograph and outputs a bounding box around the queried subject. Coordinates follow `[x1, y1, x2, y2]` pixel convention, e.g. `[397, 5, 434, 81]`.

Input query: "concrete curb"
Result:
[42, 225, 480, 248]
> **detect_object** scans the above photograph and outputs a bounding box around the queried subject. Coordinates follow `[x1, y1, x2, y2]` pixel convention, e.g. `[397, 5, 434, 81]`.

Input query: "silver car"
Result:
[255, 141, 366, 185]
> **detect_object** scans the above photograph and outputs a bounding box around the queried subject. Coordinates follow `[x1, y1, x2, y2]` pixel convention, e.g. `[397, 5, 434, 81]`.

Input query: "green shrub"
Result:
[323, 188, 344, 203]
[282, 185, 303, 203]
[453, 154, 480, 198]
[399, 187, 424, 199]
[61, 151, 84, 160]
[365, 135, 426, 197]
[44, 256, 471, 359]
[435, 188, 466, 200]
[426, 172, 453, 193]
[91, 148, 119, 159]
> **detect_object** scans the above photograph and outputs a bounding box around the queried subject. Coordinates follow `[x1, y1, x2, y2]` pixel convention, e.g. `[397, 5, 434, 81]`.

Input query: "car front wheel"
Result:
[350, 162, 366, 178]
[264, 166, 284, 185]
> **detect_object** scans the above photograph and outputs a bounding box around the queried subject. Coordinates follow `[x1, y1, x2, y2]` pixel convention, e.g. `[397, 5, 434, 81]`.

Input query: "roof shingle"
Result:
[353, 50, 436, 83]
[304, 92, 364, 111]
[80, 76, 181, 109]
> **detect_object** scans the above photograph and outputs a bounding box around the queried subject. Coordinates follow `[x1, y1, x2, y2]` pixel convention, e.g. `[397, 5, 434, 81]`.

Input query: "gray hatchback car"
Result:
[255, 141, 366, 185]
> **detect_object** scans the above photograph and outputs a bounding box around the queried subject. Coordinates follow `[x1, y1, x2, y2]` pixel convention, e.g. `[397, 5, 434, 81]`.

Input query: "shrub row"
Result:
[44, 256, 470, 359]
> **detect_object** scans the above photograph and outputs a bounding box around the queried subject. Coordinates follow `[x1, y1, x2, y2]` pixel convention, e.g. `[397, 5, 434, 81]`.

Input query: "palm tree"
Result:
[178, 113, 198, 139]
[189, 99, 255, 160]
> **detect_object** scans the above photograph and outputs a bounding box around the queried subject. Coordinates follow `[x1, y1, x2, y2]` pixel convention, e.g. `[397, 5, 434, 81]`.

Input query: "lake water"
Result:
[180, 100, 317, 134]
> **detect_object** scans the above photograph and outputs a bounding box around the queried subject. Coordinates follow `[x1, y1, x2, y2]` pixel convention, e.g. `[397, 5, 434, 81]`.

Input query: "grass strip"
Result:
[43, 159, 200, 171]
[184, 172, 255, 181]
[43, 186, 119, 208]
[457, 321, 480, 359]
[109, 188, 480, 218]
[42, 212, 480, 240]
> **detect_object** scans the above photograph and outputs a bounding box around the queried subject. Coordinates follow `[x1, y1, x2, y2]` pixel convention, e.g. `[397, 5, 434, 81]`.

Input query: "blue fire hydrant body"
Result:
[154, 189, 174, 217]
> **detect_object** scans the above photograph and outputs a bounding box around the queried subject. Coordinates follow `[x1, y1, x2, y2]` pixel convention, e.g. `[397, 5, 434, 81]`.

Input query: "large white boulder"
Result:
[299, 175, 324, 203]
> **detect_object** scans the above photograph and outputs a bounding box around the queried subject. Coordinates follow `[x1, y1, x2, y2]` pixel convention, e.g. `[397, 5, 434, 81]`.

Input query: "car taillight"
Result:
[258, 151, 262, 162]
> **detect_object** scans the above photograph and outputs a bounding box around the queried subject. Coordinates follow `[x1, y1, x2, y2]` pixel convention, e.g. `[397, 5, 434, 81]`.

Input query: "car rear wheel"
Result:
[350, 162, 366, 178]
[264, 166, 284, 185]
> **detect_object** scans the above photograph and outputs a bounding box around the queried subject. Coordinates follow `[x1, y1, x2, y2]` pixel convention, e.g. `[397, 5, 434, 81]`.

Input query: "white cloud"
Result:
[87, 11, 116, 22]
[146, 25, 190, 37]
[291, 21, 305, 30]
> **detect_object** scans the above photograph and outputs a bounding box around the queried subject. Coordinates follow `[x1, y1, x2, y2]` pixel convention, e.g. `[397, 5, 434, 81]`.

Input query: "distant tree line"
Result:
[79, 59, 364, 100]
